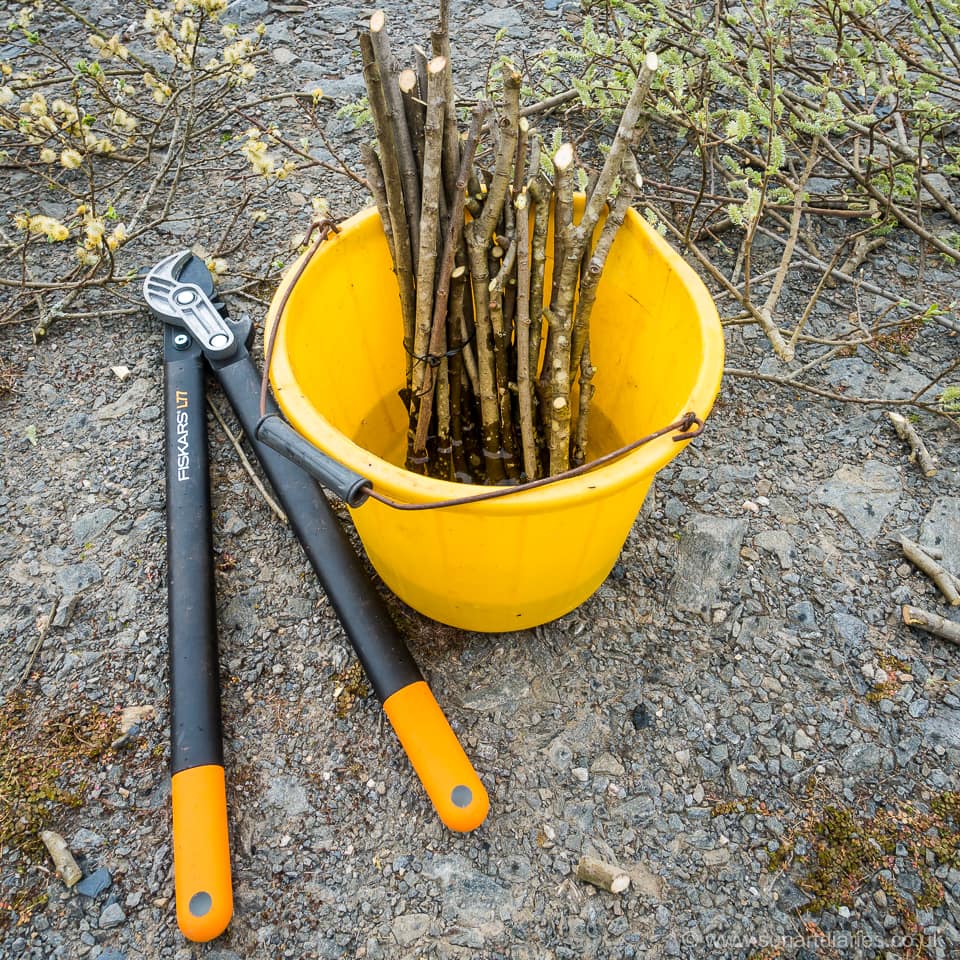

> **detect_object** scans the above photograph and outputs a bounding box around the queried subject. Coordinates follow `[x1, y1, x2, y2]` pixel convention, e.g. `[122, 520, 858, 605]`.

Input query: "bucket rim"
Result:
[265, 204, 724, 514]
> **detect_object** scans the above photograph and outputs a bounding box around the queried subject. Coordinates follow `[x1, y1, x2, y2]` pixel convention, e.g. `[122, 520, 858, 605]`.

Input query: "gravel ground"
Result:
[1, 2, 959, 959]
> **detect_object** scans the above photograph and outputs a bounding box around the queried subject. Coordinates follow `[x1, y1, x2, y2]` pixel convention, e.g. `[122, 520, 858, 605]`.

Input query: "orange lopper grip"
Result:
[382, 681, 489, 832]
[170, 764, 233, 941]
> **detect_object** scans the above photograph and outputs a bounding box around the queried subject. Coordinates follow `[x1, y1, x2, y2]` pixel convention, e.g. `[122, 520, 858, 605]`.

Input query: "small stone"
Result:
[590, 753, 625, 777]
[727, 766, 749, 796]
[75, 868, 112, 898]
[392, 913, 431, 947]
[111, 365, 131, 381]
[794, 729, 815, 751]
[98, 903, 126, 929]
[571, 767, 589, 783]
[120, 705, 155, 735]
[272, 46, 298, 66]
[891, 585, 912, 604]
[702, 847, 730, 868]
[787, 601, 817, 629]
[750, 701, 772, 722]
[71, 828, 105, 851]
[631, 703, 652, 730]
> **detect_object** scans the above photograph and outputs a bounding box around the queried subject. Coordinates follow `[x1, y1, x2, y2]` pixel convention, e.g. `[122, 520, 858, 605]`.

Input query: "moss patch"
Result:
[770, 792, 960, 958]
[0, 692, 115, 927]
[332, 661, 370, 719]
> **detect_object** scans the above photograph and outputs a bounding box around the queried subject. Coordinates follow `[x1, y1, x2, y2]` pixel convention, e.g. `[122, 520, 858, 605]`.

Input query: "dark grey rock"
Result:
[71, 508, 118, 544]
[833, 612, 868, 646]
[920, 497, 960, 581]
[98, 903, 125, 929]
[229, 0, 269, 22]
[816, 461, 901, 541]
[669, 513, 748, 615]
[922, 708, 960, 750]
[55, 561, 102, 594]
[314, 5, 356, 22]
[727, 766, 749, 796]
[787, 601, 817, 630]
[840, 742, 893, 775]
[754, 528, 796, 568]
[75, 868, 112, 898]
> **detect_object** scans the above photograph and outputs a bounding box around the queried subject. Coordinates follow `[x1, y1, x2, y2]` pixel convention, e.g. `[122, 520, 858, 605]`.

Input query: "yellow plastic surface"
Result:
[382, 680, 489, 832]
[266, 199, 723, 632]
[171, 764, 233, 942]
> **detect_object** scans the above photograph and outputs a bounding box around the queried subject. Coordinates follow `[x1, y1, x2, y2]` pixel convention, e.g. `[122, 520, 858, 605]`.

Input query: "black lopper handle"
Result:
[211, 350, 422, 702]
[162, 330, 232, 941]
[210, 349, 489, 831]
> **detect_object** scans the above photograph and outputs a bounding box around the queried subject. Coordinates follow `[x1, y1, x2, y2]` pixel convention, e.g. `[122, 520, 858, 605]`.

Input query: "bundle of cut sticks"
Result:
[359, 5, 657, 483]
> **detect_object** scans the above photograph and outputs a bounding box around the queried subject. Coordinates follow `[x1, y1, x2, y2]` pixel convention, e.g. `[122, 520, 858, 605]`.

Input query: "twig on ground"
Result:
[887, 412, 938, 478]
[576, 856, 631, 894]
[898, 536, 960, 606]
[18, 597, 60, 687]
[902, 604, 960, 647]
[207, 399, 287, 524]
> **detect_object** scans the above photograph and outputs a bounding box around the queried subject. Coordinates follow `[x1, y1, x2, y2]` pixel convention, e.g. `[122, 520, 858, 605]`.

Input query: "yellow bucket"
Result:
[266, 203, 723, 632]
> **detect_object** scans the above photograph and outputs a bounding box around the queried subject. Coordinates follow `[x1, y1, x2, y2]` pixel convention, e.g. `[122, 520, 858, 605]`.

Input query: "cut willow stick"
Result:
[465, 62, 522, 482]
[411, 55, 448, 399]
[431, 39, 460, 210]
[887, 411, 937, 478]
[410, 56, 449, 468]
[369, 9, 421, 271]
[577, 51, 658, 250]
[541, 142, 580, 475]
[551, 142, 575, 307]
[515, 187, 537, 480]
[902, 604, 960, 646]
[571, 336, 595, 468]
[541, 54, 659, 475]
[489, 202, 520, 480]
[414, 104, 486, 458]
[899, 535, 960, 606]
[360, 34, 416, 392]
[528, 174, 550, 400]
[434, 0, 460, 205]
[360, 141, 396, 265]
[567, 157, 639, 467]
[398, 68, 426, 177]
[570, 150, 641, 377]
[576, 855, 631, 894]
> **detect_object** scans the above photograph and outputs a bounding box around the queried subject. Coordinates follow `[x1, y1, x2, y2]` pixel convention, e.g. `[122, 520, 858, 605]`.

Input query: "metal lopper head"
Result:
[143, 251, 236, 360]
